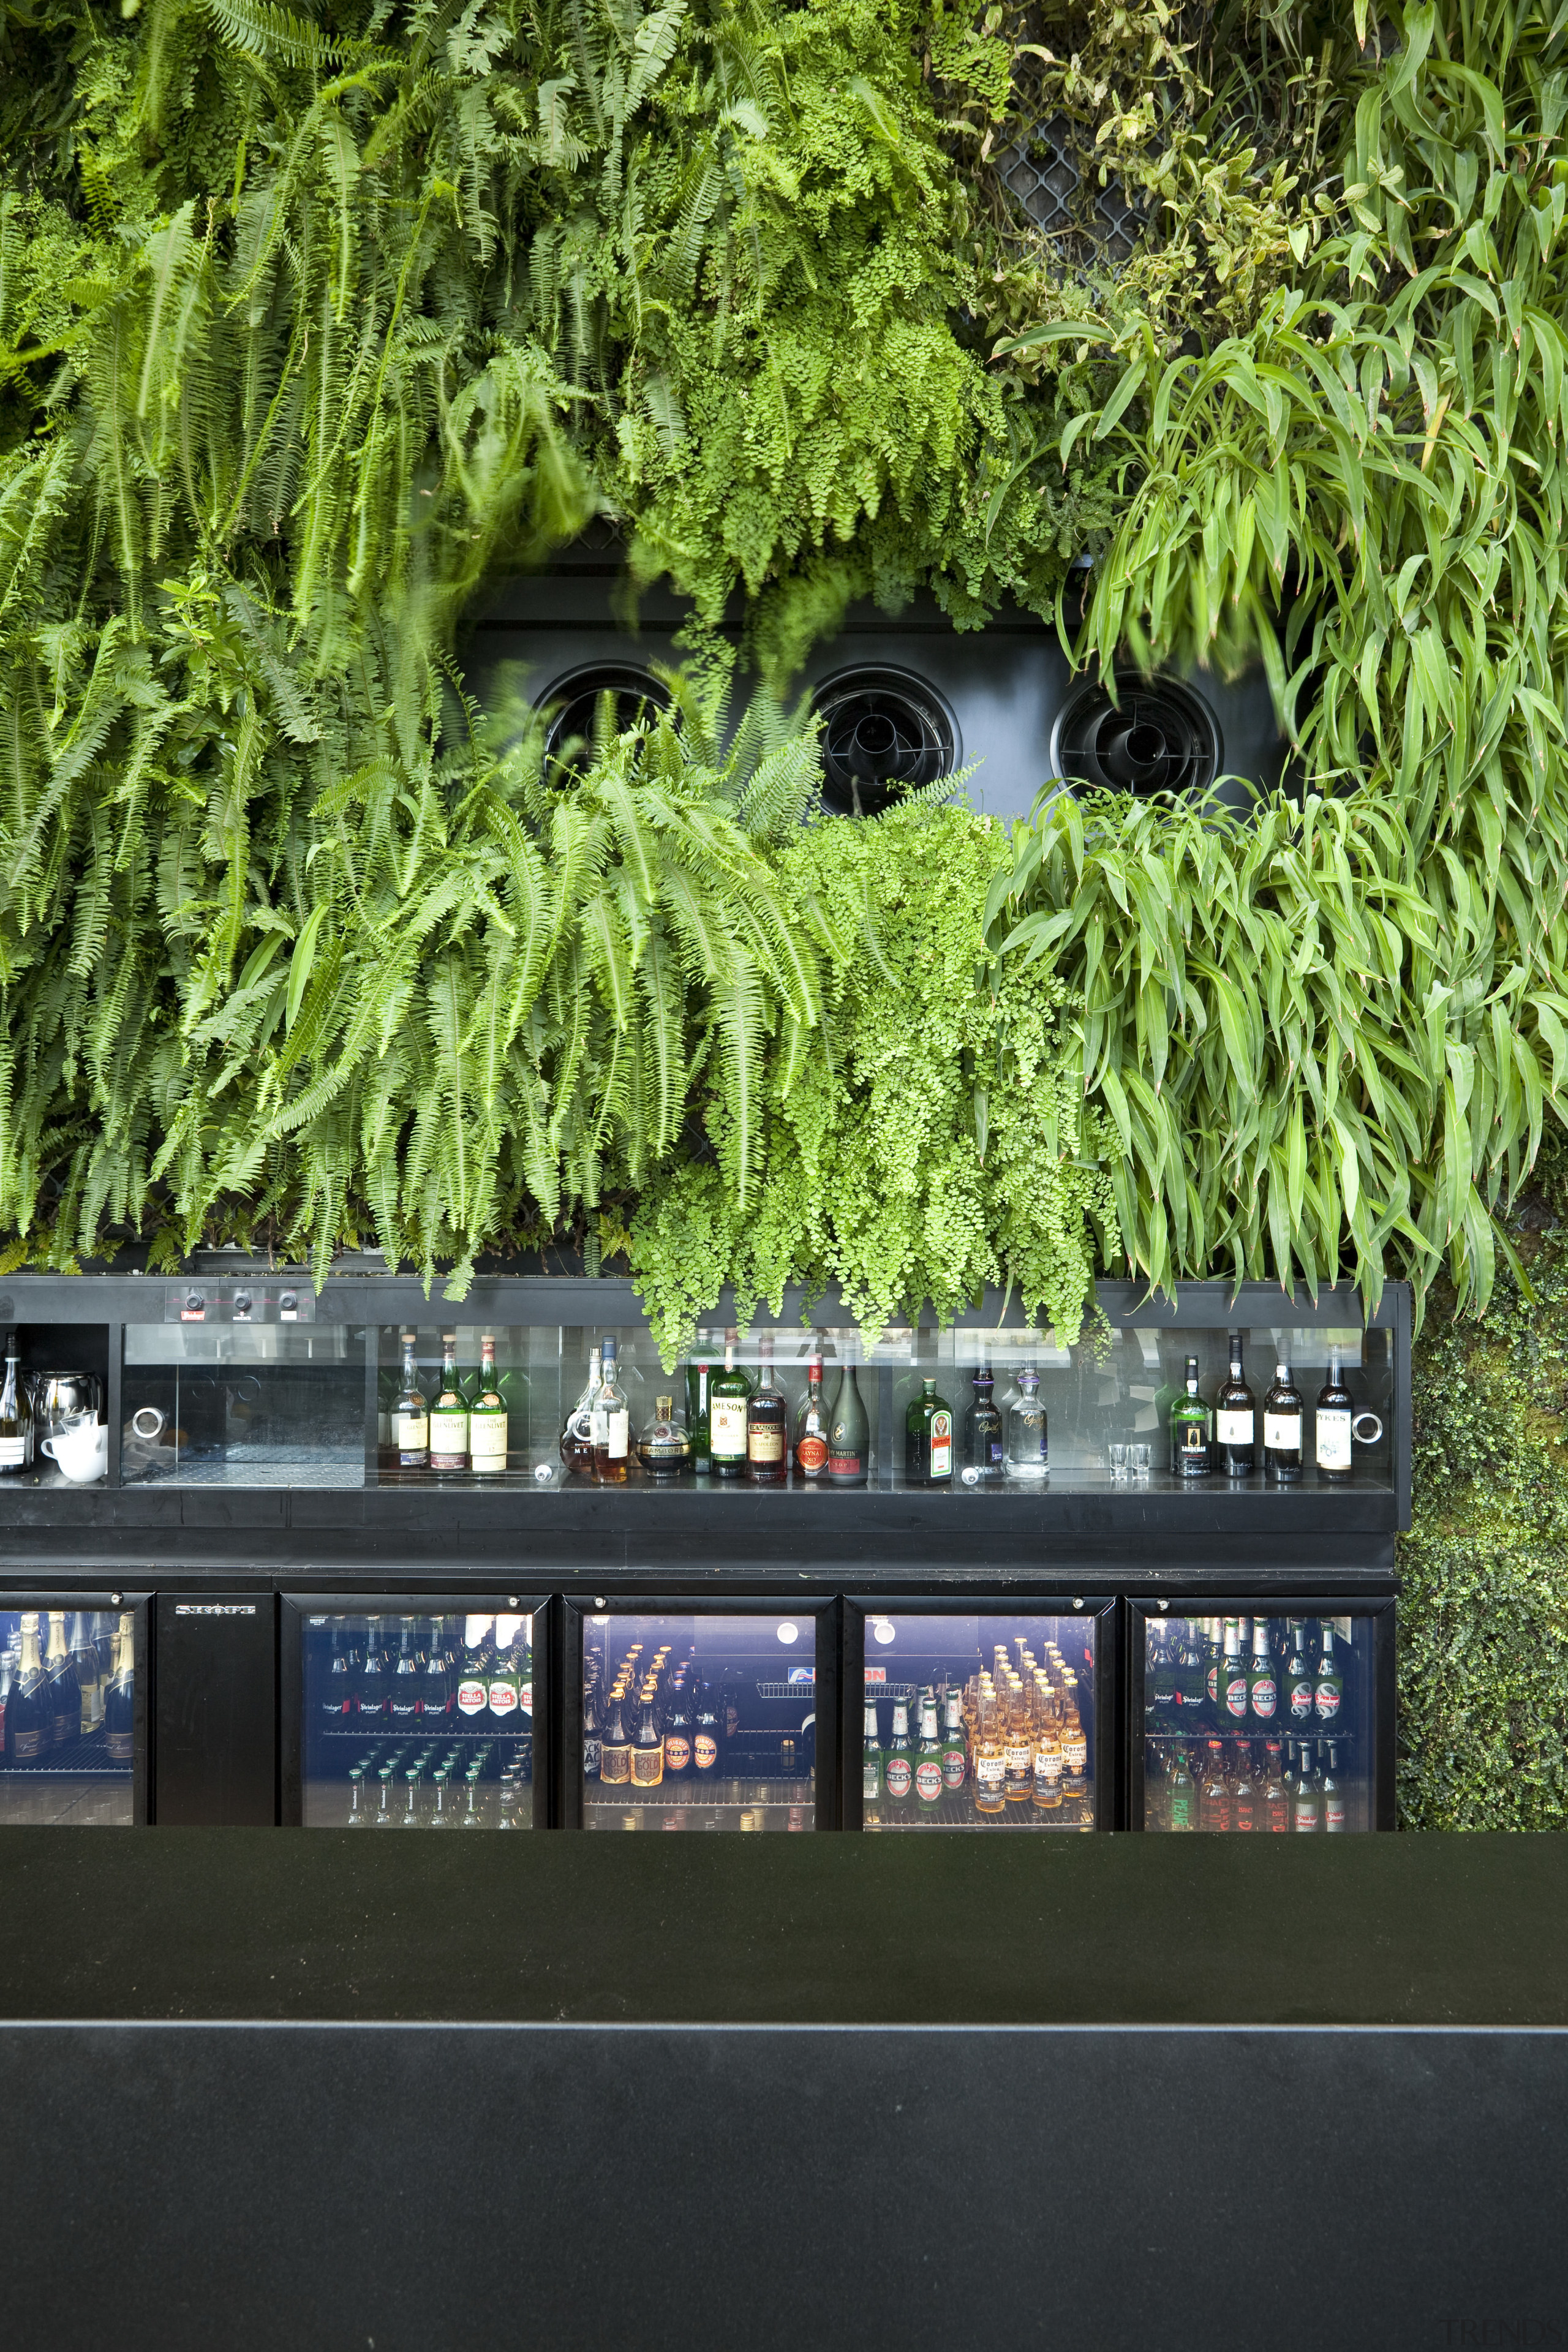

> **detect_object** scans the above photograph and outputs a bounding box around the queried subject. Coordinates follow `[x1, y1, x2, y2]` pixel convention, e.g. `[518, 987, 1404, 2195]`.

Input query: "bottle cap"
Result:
[442, 1329, 456, 1346]
[656, 1395, 673, 1419]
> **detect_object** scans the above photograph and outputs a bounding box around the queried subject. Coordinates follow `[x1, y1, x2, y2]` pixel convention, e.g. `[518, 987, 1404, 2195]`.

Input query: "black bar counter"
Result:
[4, 1833, 1565, 2351]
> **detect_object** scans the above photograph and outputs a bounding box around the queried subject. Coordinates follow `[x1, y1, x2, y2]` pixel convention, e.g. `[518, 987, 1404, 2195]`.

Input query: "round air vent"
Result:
[810, 668, 959, 819]
[538, 664, 671, 782]
[1051, 672, 1221, 799]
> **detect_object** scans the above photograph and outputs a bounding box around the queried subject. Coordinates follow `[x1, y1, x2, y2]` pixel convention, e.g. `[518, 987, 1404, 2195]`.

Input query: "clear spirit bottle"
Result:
[1004, 1368, 1049, 1480]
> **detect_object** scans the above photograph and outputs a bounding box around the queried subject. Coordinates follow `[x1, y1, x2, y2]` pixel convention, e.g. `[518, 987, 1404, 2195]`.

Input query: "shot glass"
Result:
[1129, 1443, 1152, 1484]
[1108, 1442, 1128, 1484]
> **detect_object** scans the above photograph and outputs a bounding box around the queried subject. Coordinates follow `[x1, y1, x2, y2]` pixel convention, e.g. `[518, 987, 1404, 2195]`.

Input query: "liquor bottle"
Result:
[388, 1618, 423, 1724]
[638, 1395, 692, 1479]
[693, 1678, 722, 1779]
[1218, 1619, 1250, 1727]
[43, 1611, 77, 1748]
[592, 1336, 631, 1483]
[1314, 1622, 1345, 1725]
[393, 1332, 430, 1472]
[0, 1332, 33, 1474]
[103, 1613, 135, 1763]
[599, 1686, 632, 1786]
[964, 1367, 1005, 1482]
[468, 1333, 508, 1476]
[708, 1329, 750, 1480]
[826, 1362, 870, 1487]
[1004, 1368, 1049, 1480]
[630, 1691, 665, 1788]
[1169, 1355, 1212, 1478]
[1215, 1332, 1256, 1477]
[862, 1695, 884, 1807]
[455, 1617, 491, 1728]
[940, 1689, 968, 1793]
[1315, 1349, 1354, 1482]
[973, 1688, 1006, 1816]
[6, 1613, 48, 1760]
[685, 1343, 714, 1475]
[1292, 1741, 1321, 1830]
[1262, 1739, 1288, 1831]
[428, 1331, 469, 1474]
[1262, 1360, 1304, 1482]
[914, 1697, 944, 1811]
[883, 1698, 914, 1809]
[420, 1621, 452, 1727]
[1232, 1743, 1259, 1832]
[745, 1335, 789, 1486]
[663, 1681, 693, 1776]
[905, 1378, 954, 1486]
[1283, 1619, 1314, 1724]
[69, 1611, 102, 1735]
[1199, 1738, 1232, 1832]
[562, 1346, 601, 1477]
[1247, 1616, 1279, 1724]
[1167, 1746, 1196, 1830]
[793, 1352, 830, 1480]
[1322, 1741, 1348, 1831]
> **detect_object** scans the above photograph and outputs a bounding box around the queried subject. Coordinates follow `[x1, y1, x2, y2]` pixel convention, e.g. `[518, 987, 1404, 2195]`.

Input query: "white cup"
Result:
[41, 1417, 108, 1484]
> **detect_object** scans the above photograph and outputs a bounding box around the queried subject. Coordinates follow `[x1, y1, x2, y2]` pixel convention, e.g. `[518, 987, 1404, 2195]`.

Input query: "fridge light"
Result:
[775, 1621, 799, 1644]
[872, 1619, 896, 1645]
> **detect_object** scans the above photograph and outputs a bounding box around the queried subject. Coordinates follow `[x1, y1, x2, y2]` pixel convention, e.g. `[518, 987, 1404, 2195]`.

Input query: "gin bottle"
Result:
[1004, 1368, 1049, 1480]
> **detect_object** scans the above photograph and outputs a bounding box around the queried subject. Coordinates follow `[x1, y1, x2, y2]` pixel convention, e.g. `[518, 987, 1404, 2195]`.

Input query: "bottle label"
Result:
[1207, 1663, 1219, 1704]
[884, 1755, 913, 1798]
[1289, 1676, 1314, 1721]
[1169, 1792, 1194, 1830]
[710, 1399, 747, 1458]
[1177, 1423, 1207, 1455]
[1250, 1675, 1278, 1719]
[796, 1430, 828, 1474]
[975, 1753, 1005, 1789]
[1004, 1740, 1030, 1777]
[1035, 1747, 1062, 1786]
[600, 1744, 631, 1784]
[583, 1737, 601, 1776]
[1316, 1408, 1353, 1469]
[864, 1757, 882, 1797]
[429, 1409, 468, 1465]
[1235, 1796, 1257, 1832]
[1267, 1800, 1289, 1831]
[1264, 1411, 1301, 1450]
[943, 1748, 967, 1790]
[748, 1425, 785, 1464]
[590, 1403, 608, 1447]
[1316, 1680, 1341, 1720]
[929, 1413, 952, 1479]
[664, 1735, 692, 1773]
[694, 1733, 718, 1771]
[630, 1746, 663, 1787]
[469, 1415, 508, 1471]
[1325, 1796, 1347, 1831]
[827, 1451, 864, 1479]
[488, 1679, 519, 1719]
[1224, 1673, 1250, 1719]
[915, 1758, 944, 1803]
[1295, 1797, 1319, 1831]
[394, 1409, 427, 1450]
[1216, 1409, 1253, 1446]
[457, 1678, 487, 1717]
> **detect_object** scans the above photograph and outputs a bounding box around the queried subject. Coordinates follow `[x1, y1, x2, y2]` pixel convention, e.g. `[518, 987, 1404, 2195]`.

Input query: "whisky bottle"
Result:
[1263, 1360, 1304, 1481]
[793, 1352, 830, 1480]
[1314, 1348, 1354, 1482]
[964, 1367, 1004, 1482]
[0, 1332, 32, 1474]
[638, 1395, 692, 1480]
[561, 1346, 601, 1477]
[103, 1613, 135, 1764]
[905, 1378, 954, 1485]
[708, 1329, 750, 1479]
[826, 1362, 870, 1487]
[1214, 1332, 1256, 1477]
[592, 1336, 631, 1483]
[468, 1332, 508, 1476]
[1169, 1355, 1211, 1477]
[745, 1335, 788, 1486]
[428, 1331, 469, 1474]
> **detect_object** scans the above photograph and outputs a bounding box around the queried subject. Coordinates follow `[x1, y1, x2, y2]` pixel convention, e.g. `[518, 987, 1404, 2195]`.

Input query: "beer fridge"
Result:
[0, 1590, 149, 1826]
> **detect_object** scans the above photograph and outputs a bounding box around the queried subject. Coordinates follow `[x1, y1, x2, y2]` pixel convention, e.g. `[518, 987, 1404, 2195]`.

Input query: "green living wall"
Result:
[2, 0, 1567, 1819]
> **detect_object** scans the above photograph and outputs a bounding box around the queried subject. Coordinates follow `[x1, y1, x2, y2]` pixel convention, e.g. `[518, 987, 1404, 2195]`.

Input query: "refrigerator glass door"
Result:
[583, 1611, 819, 1831]
[0, 1605, 137, 1825]
[301, 1609, 535, 1828]
[1140, 1608, 1374, 1832]
[859, 1610, 1097, 1831]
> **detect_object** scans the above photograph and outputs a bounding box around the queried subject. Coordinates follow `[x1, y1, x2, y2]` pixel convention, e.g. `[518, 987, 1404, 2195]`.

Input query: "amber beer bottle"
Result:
[631, 1689, 665, 1789]
[599, 1686, 632, 1787]
[1199, 1738, 1231, 1832]
[1292, 1741, 1321, 1831]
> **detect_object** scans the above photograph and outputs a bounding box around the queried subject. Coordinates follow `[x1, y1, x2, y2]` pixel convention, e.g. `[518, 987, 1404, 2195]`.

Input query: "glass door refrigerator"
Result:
[1129, 1597, 1396, 1833]
[564, 1599, 839, 1831]
[841, 1596, 1117, 1831]
[0, 1591, 148, 1825]
[281, 1596, 550, 1830]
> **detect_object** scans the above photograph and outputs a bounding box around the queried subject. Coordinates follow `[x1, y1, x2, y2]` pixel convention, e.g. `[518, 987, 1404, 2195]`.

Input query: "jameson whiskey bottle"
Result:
[1214, 1332, 1256, 1477]
[1169, 1355, 1211, 1477]
[905, 1378, 954, 1485]
[862, 1695, 884, 1807]
[428, 1331, 469, 1474]
[793, 1352, 830, 1480]
[393, 1329, 429, 1471]
[745, 1335, 788, 1486]
[826, 1363, 870, 1487]
[708, 1329, 750, 1480]
[1315, 1348, 1355, 1482]
[965, 1367, 1005, 1482]
[468, 1333, 508, 1476]
[1262, 1360, 1304, 1482]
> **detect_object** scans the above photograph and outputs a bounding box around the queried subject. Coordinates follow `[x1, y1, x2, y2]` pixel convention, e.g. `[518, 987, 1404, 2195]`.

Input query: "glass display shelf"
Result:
[0, 1606, 135, 1826]
[1137, 1610, 1375, 1833]
[121, 1323, 367, 1488]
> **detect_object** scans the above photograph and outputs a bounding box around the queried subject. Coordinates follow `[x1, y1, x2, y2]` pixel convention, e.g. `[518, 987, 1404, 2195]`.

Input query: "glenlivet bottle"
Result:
[1214, 1332, 1255, 1477]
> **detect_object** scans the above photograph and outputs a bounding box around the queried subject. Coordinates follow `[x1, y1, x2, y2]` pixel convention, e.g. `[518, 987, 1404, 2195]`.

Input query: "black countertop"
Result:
[1, 1830, 1562, 2025]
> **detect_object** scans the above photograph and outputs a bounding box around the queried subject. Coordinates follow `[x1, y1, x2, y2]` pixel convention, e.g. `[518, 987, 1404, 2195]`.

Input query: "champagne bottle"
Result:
[0, 1333, 33, 1474]
[6, 1615, 48, 1760]
[104, 1613, 135, 1763]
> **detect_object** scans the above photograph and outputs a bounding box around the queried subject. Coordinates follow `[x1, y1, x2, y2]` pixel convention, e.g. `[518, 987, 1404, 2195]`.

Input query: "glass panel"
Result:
[370, 1319, 1393, 1496]
[123, 1325, 368, 1487]
[860, 1611, 1096, 1831]
[1140, 1609, 1374, 1832]
[301, 1611, 534, 1828]
[582, 1612, 817, 1832]
[0, 1607, 135, 1825]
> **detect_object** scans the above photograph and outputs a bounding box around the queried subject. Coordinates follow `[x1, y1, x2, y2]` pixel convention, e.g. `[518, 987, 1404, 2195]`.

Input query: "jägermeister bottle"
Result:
[905, 1378, 954, 1485]
[1170, 1355, 1211, 1477]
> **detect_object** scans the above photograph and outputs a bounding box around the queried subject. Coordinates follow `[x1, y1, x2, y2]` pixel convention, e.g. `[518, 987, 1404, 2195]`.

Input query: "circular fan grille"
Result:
[539, 664, 671, 781]
[1051, 673, 1221, 799]
[811, 669, 958, 818]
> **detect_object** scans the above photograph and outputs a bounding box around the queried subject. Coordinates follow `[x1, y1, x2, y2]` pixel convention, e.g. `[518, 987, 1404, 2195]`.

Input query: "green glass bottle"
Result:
[904, 1377, 954, 1485]
[861, 1694, 884, 1808]
[1169, 1354, 1211, 1477]
[707, 1327, 751, 1480]
[826, 1363, 870, 1487]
